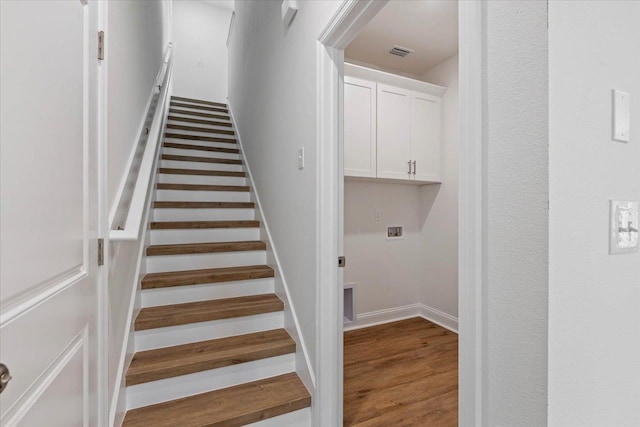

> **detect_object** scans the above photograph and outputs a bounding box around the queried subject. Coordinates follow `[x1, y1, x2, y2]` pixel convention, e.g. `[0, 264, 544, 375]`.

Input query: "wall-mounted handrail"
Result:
[110, 44, 173, 241]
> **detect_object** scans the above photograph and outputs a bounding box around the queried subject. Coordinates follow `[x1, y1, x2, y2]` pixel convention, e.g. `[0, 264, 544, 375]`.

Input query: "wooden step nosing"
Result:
[150, 220, 259, 229]
[166, 124, 235, 135]
[169, 109, 230, 120]
[146, 241, 266, 256]
[165, 133, 237, 144]
[167, 116, 233, 127]
[141, 265, 274, 289]
[170, 102, 229, 113]
[155, 183, 250, 192]
[163, 142, 240, 154]
[161, 154, 242, 165]
[171, 96, 227, 107]
[158, 168, 246, 177]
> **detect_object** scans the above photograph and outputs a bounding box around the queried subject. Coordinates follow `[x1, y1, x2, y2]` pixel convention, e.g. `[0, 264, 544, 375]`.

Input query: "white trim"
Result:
[459, 1, 485, 426]
[345, 63, 447, 97]
[226, 106, 316, 392]
[315, 1, 388, 425]
[0, 267, 85, 327]
[1, 328, 88, 427]
[343, 303, 459, 334]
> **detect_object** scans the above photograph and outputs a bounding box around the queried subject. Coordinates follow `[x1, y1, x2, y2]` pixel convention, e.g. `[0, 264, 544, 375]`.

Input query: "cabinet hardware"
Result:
[412, 160, 416, 175]
[0, 364, 12, 394]
[408, 160, 412, 174]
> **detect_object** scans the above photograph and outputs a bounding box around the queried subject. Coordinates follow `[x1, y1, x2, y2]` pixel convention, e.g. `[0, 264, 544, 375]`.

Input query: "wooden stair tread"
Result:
[154, 201, 254, 209]
[171, 102, 228, 113]
[141, 265, 274, 289]
[168, 116, 233, 127]
[156, 183, 249, 192]
[150, 220, 259, 229]
[122, 373, 310, 427]
[166, 124, 235, 135]
[126, 329, 294, 386]
[170, 108, 230, 120]
[147, 240, 266, 256]
[165, 133, 237, 144]
[171, 96, 227, 108]
[161, 154, 242, 165]
[158, 168, 245, 177]
[134, 293, 283, 330]
[163, 142, 239, 154]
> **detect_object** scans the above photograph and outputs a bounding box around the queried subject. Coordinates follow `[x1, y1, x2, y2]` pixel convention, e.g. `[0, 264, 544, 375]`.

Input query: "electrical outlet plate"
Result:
[610, 200, 639, 254]
[612, 90, 630, 142]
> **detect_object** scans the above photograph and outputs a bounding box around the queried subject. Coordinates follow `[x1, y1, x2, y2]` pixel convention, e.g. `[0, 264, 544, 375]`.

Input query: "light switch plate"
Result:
[613, 90, 630, 142]
[297, 147, 304, 170]
[610, 200, 639, 254]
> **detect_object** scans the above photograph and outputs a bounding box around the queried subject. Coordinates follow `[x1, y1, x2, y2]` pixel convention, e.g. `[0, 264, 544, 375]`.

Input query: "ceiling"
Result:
[345, 0, 458, 76]
[200, 0, 234, 12]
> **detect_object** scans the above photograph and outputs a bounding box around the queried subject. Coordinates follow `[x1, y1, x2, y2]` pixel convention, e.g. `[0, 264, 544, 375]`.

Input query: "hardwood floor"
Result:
[344, 317, 458, 426]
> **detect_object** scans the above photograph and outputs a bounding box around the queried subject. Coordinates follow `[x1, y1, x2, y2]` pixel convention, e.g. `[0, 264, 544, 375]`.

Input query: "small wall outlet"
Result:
[386, 225, 404, 240]
[610, 200, 638, 254]
[375, 210, 381, 221]
[297, 147, 304, 170]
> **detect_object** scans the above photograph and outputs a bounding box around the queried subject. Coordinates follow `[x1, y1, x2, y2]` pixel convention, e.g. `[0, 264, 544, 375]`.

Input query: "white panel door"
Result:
[0, 1, 103, 426]
[344, 77, 376, 178]
[410, 92, 442, 182]
[376, 84, 411, 180]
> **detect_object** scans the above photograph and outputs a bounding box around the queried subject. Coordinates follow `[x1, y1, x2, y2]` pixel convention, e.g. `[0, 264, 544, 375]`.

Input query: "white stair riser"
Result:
[150, 228, 260, 245]
[164, 137, 236, 150]
[164, 129, 235, 140]
[167, 120, 233, 132]
[125, 354, 295, 410]
[146, 251, 267, 273]
[169, 107, 229, 118]
[163, 147, 240, 160]
[246, 408, 311, 427]
[141, 278, 275, 307]
[158, 173, 246, 186]
[160, 159, 243, 172]
[153, 208, 254, 221]
[134, 312, 284, 351]
[156, 189, 249, 202]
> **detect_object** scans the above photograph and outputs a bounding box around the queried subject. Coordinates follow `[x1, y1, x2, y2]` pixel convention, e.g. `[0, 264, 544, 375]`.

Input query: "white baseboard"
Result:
[344, 303, 458, 334]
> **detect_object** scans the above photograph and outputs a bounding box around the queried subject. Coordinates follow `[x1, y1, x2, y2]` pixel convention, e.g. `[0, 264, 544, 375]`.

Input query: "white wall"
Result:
[419, 54, 459, 318]
[344, 181, 422, 320]
[228, 0, 342, 375]
[106, 1, 170, 424]
[548, 2, 640, 425]
[484, 1, 548, 425]
[172, 1, 231, 102]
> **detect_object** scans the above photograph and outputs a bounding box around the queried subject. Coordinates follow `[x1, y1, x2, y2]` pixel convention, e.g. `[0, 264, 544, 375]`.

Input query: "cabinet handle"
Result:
[408, 160, 412, 174]
[412, 161, 416, 175]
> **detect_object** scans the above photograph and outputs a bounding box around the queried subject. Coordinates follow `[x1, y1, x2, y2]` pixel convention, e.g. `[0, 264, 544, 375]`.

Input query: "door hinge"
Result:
[98, 31, 104, 60]
[338, 256, 346, 268]
[97, 238, 104, 266]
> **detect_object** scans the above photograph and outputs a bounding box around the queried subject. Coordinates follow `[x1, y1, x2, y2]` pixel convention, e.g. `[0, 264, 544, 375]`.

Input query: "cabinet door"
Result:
[411, 91, 442, 182]
[377, 84, 412, 180]
[344, 77, 377, 177]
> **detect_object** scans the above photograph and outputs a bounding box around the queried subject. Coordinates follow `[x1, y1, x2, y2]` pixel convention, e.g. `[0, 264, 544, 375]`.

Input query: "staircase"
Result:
[122, 96, 311, 426]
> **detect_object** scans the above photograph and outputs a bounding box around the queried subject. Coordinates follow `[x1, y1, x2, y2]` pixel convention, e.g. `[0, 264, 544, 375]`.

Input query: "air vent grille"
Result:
[389, 45, 414, 57]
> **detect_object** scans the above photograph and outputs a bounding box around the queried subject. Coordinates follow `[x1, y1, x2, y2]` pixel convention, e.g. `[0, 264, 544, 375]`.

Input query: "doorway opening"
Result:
[316, 0, 482, 425]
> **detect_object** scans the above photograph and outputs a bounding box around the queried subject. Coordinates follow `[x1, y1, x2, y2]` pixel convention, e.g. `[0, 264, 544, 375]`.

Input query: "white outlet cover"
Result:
[610, 200, 639, 254]
[613, 90, 630, 142]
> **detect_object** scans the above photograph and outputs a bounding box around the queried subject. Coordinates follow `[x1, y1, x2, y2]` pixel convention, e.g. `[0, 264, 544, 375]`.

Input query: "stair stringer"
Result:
[227, 107, 316, 396]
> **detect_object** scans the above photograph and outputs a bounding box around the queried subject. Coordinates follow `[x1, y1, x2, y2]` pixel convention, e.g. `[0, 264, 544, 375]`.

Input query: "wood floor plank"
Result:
[126, 329, 295, 386]
[171, 96, 227, 107]
[146, 241, 266, 256]
[165, 133, 237, 144]
[134, 293, 283, 330]
[158, 168, 245, 177]
[161, 154, 242, 165]
[168, 115, 233, 127]
[344, 318, 458, 426]
[163, 142, 239, 154]
[171, 102, 228, 113]
[166, 124, 235, 135]
[122, 373, 310, 427]
[150, 220, 259, 229]
[141, 265, 274, 289]
[153, 201, 254, 209]
[169, 108, 230, 120]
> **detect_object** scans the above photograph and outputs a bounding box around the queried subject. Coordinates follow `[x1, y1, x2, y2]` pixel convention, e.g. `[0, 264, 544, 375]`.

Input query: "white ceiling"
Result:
[345, 0, 458, 76]
[200, 0, 234, 12]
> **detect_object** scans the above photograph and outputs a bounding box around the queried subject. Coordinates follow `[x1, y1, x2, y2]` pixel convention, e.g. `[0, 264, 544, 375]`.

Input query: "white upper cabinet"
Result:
[410, 92, 442, 182]
[377, 84, 412, 180]
[344, 76, 377, 178]
[343, 64, 446, 185]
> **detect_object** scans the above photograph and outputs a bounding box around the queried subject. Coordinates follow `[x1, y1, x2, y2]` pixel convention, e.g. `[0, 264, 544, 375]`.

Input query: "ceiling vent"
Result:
[389, 45, 414, 58]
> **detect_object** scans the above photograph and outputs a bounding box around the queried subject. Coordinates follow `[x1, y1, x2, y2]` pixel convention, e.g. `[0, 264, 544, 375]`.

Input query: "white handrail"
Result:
[110, 44, 173, 241]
